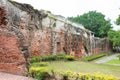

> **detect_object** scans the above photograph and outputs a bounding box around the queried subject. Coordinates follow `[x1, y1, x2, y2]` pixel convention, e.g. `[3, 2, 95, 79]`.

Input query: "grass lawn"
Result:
[106, 59, 120, 64]
[47, 61, 120, 77]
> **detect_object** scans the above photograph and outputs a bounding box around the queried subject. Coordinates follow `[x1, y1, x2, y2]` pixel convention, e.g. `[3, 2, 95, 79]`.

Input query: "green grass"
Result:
[92, 56, 107, 62]
[80, 53, 106, 61]
[47, 61, 120, 77]
[106, 59, 120, 64]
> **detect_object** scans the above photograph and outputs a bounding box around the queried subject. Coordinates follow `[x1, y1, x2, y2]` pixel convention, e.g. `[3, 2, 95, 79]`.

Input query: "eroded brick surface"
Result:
[0, 6, 27, 75]
[0, 0, 112, 75]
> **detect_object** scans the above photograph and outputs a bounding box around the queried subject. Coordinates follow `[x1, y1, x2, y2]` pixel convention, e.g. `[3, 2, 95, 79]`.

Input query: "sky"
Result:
[14, 0, 120, 30]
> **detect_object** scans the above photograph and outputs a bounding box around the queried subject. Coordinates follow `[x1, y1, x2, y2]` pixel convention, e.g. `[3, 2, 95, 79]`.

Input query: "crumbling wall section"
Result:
[1, 0, 111, 58]
[0, 6, 27, 75]
[0, 0, 112, 75]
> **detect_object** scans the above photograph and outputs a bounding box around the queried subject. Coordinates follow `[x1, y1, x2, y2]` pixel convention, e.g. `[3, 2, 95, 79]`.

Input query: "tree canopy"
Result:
[68, 11, 112, 37]
[116, 15, 120, 25]
[108, 30, 120, 47]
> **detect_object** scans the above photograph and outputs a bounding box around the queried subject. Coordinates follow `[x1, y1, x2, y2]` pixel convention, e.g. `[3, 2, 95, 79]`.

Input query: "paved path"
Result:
[0, 72, 34, 80]
[95, 53, 119, 64]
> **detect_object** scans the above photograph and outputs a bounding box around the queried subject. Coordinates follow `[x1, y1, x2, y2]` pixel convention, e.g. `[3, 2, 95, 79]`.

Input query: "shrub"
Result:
[41, 54, 68, 61]
[30, 54, 75, 62]
[56, 53, 66, 56]
[65, 55, 75, 61]
[80, 54, 106, 61]
[29, 67, 49, 80]
[29, 68, 119, 80]
[31, 62, 49, 67]
[56, 53, 66, 60]
[30, 56, 41, 63]
[57, 71, 118, 80]
[41, 55, 56, 61]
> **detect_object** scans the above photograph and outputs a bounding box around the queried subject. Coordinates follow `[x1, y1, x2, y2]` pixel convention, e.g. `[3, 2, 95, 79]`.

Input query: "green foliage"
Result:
[46, 61, 120, 77]
[116, 15, 120, 25]
[31, 62, 49, 67]
[30, 56, 41, 63]
[58, 71, 118, 80]
[29, 60, 120, 79]
[29, 66, 119, 80]
[117, 55, 120, 60]
[56, 53, 66, 60]
[108, 30, 120, 47]
[65, 55, 75, 61]
[29, 67, 49, 80]
[30, 54, 75, 62]
[41, 55, 75, 61]
[68, 11, 112, 37]
[80, 53, 106, 61]
[41, 55, 57, 61]
[9, 0, 14, 2]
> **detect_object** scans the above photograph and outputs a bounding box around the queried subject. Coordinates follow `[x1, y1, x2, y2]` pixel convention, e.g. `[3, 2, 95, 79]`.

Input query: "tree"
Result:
[116, 15, 120, 25]
[108, 30, 120, 47]
[68, 11, 112, 37]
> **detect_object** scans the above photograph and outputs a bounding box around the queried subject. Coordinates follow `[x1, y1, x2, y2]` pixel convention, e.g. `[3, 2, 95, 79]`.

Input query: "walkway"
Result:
[0, 72, 34, 80]
[95, 53, 119, 64]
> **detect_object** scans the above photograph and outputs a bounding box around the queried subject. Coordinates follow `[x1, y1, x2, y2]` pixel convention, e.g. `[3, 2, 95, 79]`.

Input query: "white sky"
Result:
[14, 0, 120, 30]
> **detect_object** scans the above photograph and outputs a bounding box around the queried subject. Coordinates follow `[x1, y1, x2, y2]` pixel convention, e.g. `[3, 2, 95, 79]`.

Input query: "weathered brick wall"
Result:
[0, 6, 27, 75]
[93, 38, 112, 55]
[0, 0, 112, 75]
[1, 0, 111, 58]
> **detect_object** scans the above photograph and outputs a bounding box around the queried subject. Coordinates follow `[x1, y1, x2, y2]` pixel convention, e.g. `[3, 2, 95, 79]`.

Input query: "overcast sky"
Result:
[14, 0, 120, 30]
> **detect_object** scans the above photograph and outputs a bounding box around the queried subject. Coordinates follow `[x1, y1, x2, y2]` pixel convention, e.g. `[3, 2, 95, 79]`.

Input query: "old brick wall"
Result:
[1, 0, 111, 58]
[0, 0, 112, 75]
[0, 6, 27, 75]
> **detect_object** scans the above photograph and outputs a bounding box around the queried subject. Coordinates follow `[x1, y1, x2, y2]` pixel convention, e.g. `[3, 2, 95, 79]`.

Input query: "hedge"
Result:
[30, 54, 75, 62]
[80, 53, 106, 61]
[29, 67, 119, 80]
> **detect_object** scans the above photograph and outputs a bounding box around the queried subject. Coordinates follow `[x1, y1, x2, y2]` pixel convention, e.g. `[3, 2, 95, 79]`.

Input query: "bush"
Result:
[29, 68, 119, 80]
[56, 53, 66, 60]
[29, 67, 49, 80]
[80, 54, 106, 61]
[31, 62, 49, 67]
[30, 56, 41, 63]
[58, 71, 118, 80]
[41, 55, 56, 61]
[30, 54, 75, 62]
[56, 53, 66, 56]
[65, 55, 75, 61]
[41, 54, 67, 61]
